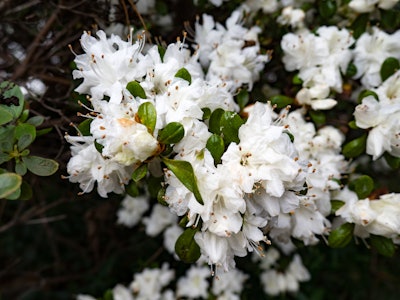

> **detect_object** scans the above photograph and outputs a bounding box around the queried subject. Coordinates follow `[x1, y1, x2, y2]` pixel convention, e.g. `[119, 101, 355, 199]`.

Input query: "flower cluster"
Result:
[66, 0, 400, 297]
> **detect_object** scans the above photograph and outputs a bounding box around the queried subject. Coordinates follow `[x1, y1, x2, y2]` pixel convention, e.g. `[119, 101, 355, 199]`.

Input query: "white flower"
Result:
[353, 27, 400, 88]
[195, 11, 269, 90]
[113, 284, 134, 300]
[354, 71, 400, 159]
[117, 195, 149, 228]
[91, 101, 159, 166]
[211, 268, 248, 296]
[76, 295, 96, 300]
[336, 188, 400, 241]
[163, 224, 184, 255]
[348, 0, 399, 12]
[142, 204, 178, 237]
[130, 263, 175, 299]
[72, 30, 150, 103]
[277, 6, 306, 28]
[242, 0, 279, 13]
[176, 266, 211, 299]
[65, 135, 131, 197]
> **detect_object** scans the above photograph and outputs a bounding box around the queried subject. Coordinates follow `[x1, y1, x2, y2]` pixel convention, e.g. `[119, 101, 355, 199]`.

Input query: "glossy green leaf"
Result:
[342, 134, 367, 158]
[174, 68, 192, 84]
[351, 13, 369, 39]
[94, 140, 104, 154]
[380, 57, 400, 82]
[349, 175, 374, 199]
[175, 227, 201, 263]
[22, 156, 59, 176]
[348, 120, 358, 130]
[345, 63, 357, 78]
[0, 152, 11, 164]
[158, 122, 185, 144]
[331, 200, 345, 213]
[370, 235, 395, 257]
[357, 90, 379, 103]
[318, 0, 337, 19]
[36, 127, 52, 137]
[384, 152, 400, 169]
[328, 223, 354, 248]
[158, 45, 166, 62]
[202, 107, 211, 120]
[220, 111, 244, 144]
[0, 126, 15, 152]
[162, 157, 203, 205]
[126, 81, 146, 99]
[292, 74, 303, 85]
[236, 89, 249, 110]
[77, 118, 93, 136]
[125, 180, 139, 197]
[309, 110, 326, 126]
[157, 186, 168, 206]
[132, 164, 148, 182]
[0, 172, 22, 199]
[137, 102, 157, 134]
[209, 108, 224, 134]
[147, 175, 163, 199]
[270, 95, 294, 109]
[18, 109, 29, 123]
[206, 134, 225, 164]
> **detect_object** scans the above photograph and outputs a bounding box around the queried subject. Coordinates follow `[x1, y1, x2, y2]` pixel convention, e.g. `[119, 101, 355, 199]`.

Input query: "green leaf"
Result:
[147, 175, 163, 199]
[15, 160, 27, 175]
[102, 289, 114, 300]
[348, 120, 358, 130]
[77, 118, 93, 136]
[0, 172, 22, 199]
[357, 90, 379, 103]
[174, 68, 192, 84]
[309, 110, 326, 126]
[270, 95, 294, 109]
[18, 180, 33, 200]
[0, 125, 15, 152]
[292, 74, 303, 85]
[351, 13, 369, 39]
[345, 63, 357, 78]
[175, 227, 201, 263]
[157, 186, 168, 206]
[236, 89, 249, 110]
[328, 223, 354, 248]
[206, 134, 225, 164]
[0, 152, 12, 164]
[158, 45, 166, 62]
[0, 106, 14, 125]
[26, 115, 45, 127]
[158, 122, 185, 144]
[380, 57, 400, 82]
[15, 123, 36, 150]
[209, 108, 224, 134]
[384, 152, 400, 169]
[202, 107, 211, 120]
[370, 235, 396, 257]
[0, 81, 25, 120]
[36, 127, 52, 137]
[380, 9, 400, 31]
[137, 102, 157, 134]
[22, 156, 59, 176]
[318, 0, 337, 19]
[349, 175, 374, 199]
[220, 111, 244, 144]
[331, 200, 345, 213]
[125, 180, 139, 197]
[94, 140, 104, 154]
[126, 81, 146, 99]
[19, 109, 29, 123]
[162, 157, 203, 205]
[5, 186, 21, 200]
[342, 134, 367, 158]
[132, 164, 148, 182]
